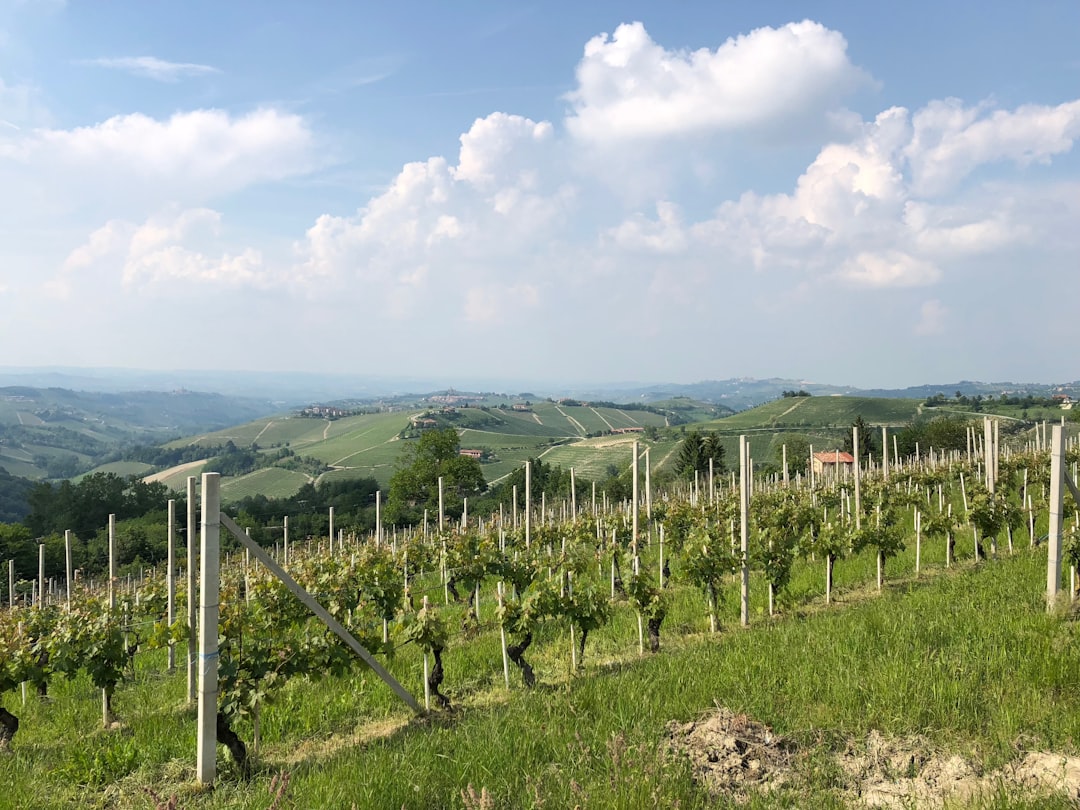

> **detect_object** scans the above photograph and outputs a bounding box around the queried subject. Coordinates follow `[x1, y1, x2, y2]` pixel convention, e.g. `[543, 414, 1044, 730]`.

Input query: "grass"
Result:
[707, 397, 923, 432]
[3, 524, 1079, 809]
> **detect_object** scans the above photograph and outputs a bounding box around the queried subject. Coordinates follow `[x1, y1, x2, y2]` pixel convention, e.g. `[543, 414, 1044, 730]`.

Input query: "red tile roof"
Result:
[813, 451, 855, 463]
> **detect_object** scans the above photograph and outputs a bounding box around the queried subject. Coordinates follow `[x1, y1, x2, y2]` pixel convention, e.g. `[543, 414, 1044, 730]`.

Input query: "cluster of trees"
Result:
[781, 390, 811, 398]
[674, 430, 725, 479]
[385, 429, 487, 525]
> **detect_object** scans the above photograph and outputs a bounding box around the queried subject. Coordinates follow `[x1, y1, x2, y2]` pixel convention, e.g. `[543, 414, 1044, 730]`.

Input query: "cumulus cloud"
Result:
[295, 111, 573, 309]
[37, 108, 314, 187]
[60, 209, 270, 292]
[0, 106, 318, 221]
[905, 98, 1080, 195]
[81, 56, 220, 82]
[565, 20, 871, 142]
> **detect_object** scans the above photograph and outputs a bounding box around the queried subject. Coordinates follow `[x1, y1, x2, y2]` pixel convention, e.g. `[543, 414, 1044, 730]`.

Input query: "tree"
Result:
[674, 430, 726, 479]
[386, 429, 486, 525]
[843, 416, 876, 461]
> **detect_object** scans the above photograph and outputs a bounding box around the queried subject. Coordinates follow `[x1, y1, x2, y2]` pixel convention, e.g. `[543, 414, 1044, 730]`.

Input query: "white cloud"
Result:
[0, 107, 318, 219]
[839, 251, 941, 287]
[61, 209, 271, 292]
[914, 299, 948, 335]
[81, 56, 220, 82]
[565, 20, 870, 142]
[905, 98, 1080, 195]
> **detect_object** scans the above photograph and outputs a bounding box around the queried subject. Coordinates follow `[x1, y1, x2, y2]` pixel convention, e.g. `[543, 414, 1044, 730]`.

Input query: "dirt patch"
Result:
[668, 707, 1080, 808]
[666, 706, 796, 800]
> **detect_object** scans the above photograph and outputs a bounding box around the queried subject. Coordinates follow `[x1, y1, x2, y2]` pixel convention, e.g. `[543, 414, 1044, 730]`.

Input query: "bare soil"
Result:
[667, 706, 1080, 807]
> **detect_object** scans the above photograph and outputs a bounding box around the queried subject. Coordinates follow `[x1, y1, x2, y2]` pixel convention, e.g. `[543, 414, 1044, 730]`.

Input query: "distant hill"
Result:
[0, 386, 279, 479]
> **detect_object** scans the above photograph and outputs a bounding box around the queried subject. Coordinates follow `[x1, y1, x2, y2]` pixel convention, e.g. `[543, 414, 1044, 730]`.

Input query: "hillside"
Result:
[0, 386, 278, 479]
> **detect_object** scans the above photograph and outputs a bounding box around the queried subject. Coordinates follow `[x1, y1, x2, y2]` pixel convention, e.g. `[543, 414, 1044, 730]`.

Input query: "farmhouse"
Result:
[610, 426, 644, 434]
[812, 450, 855, 478]
[459, 448, 483, 460]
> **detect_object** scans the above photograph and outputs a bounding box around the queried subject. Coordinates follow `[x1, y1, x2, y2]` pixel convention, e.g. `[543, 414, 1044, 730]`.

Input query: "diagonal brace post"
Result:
[219, 513, 423, 714]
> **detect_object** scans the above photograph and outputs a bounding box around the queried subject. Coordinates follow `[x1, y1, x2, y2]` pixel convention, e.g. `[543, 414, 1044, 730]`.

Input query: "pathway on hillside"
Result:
[253, 420, 276, 443]
[143, 458, 208, 484]
[618, 409, 639, 425]
[773, 397, 809, 423]
[532, 412, 543, 425]
[590, 407, 615, 431]
[556, 405, 587, 436]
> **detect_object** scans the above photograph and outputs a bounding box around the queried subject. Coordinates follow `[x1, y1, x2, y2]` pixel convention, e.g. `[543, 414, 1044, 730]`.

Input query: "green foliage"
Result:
[386, 429, 486, 525]
[626, 571, 667, 622]
[674, 429, 726, 479]
[895, 415, 974, 457]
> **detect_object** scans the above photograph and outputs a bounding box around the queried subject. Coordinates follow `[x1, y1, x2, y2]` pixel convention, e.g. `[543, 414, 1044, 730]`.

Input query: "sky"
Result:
[1, 1, 1079, 390]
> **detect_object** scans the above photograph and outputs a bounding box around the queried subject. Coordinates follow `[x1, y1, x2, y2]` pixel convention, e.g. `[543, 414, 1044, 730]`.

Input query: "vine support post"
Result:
[283, 515, 289, 566]
[7, 559, 13, 608]
[854, 427, 862, 530]
[739, 435, 750, 627]
[108, 513, 116, 610]
[64, 530, 72, 608]
[881, 426, 889, 481]
[570, 468, 576, 517]
[497, 583, 510, 689]
[197, 472, 221, 787]
[167, 499, 176, 672]
[37, 544, 44, 609]
[186, 476, 197, 704]
[328, 506, 335, 555]
[632, 442, 639, 561]
[438, 478, 444, 532]
[525, 462, 531, 550]
[915, 510, 921, 575]
[1048, 425, 1065, 611]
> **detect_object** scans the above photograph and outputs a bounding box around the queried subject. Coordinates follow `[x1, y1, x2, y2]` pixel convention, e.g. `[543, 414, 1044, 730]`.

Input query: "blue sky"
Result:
[2, 1, 1079, 389]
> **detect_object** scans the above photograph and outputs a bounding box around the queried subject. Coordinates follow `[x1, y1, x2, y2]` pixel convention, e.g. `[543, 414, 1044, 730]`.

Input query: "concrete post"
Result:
[197, 473, 221, 785]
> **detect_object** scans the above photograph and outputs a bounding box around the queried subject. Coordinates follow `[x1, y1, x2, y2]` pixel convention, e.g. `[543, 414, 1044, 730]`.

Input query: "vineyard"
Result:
[3, 423, 1080, 808]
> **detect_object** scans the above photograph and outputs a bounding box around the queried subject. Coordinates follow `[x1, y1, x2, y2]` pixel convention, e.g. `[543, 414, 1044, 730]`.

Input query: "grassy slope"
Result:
[149, 405, 680, 495]
[3, 538, 1078, 809]
[705, 396, 923, 433]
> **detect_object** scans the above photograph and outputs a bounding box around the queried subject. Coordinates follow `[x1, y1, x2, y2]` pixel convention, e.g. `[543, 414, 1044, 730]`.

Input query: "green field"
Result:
[76, 461, 154, 480]
[704, 396, 923, 433]
[137, 396, 972, 501]
[220, 467, 313, 501]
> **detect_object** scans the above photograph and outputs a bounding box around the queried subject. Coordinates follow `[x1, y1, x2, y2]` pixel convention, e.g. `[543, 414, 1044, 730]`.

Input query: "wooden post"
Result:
[498, 583, 510, 688]
[375, 491, 382, 548]
[631, 442, 639, 563]
[167, 499, 176, 672]
[739, 436, 749, 627]
[438, 478, 444, 531]
[37, 544, 44, 609]
[187, 476, 197, 704]
[1048, 425, 1065, 610]
[854, 427, 862, 530]
[197, 473, 221, 786]
[329, 506, 335, 554]
[108, 514, 116, 609]
[645, 447, 652, 522]
[881, 426, 888, 481]
[525, 462, 531, 549]
[64, 530, 72, 608]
